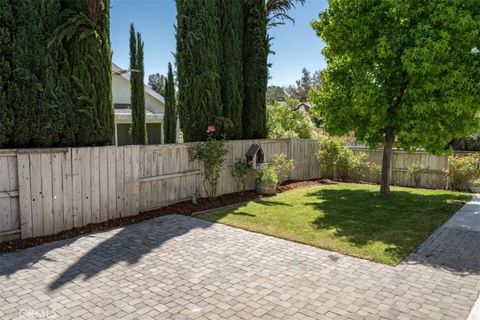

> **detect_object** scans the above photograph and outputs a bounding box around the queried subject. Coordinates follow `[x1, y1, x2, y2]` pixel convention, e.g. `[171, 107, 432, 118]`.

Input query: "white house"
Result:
[112, 63, 165, 146]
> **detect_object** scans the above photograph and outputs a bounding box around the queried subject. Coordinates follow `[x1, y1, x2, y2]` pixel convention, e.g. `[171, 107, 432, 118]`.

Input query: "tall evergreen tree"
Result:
[164, 62, 177, 144]
[176, 0, 222, 142]
[55, 0, 114, 146]
[242, 0, 268, 139]
[9, 0, 66, 147]
[0, 0, 14, 147]
[129, 24, 147, 145]
[219, 0, 244, 139]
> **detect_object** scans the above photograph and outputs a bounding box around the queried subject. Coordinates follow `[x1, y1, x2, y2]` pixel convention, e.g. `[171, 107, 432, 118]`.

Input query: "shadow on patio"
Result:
[47, 215, 214, 290]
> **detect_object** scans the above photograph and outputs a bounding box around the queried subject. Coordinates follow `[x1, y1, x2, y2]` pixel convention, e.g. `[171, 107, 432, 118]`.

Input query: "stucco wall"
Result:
[112, 74, 164, 114]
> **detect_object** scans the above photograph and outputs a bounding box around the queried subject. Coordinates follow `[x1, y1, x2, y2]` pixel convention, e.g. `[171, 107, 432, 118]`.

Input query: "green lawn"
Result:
[198, 183, 471, 265]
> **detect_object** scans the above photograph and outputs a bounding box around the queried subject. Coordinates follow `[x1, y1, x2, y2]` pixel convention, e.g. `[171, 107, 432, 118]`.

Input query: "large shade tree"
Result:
[311, 0, 480, 195]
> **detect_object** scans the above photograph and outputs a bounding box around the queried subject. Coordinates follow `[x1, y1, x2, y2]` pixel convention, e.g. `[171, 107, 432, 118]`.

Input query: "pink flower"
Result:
[206, 125, 216, 134]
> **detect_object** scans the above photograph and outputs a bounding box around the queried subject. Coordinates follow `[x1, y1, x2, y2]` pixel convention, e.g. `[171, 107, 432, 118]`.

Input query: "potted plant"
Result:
[256, 165, 278, 195]
[469, 178, 480, 193]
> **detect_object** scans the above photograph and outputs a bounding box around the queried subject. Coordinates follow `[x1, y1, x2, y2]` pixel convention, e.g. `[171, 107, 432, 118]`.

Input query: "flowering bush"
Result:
[189, 126, 228, 198]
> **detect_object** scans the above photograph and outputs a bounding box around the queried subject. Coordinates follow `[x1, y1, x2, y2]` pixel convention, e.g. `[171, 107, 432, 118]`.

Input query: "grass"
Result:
[197, 183, 471, 265]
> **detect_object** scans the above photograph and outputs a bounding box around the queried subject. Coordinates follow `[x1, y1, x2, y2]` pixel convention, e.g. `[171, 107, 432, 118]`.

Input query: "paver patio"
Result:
[1, 197, 480, 320]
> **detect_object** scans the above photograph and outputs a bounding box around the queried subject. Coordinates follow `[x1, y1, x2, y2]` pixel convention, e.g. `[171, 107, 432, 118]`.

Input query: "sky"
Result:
[110, 0, 328, 87]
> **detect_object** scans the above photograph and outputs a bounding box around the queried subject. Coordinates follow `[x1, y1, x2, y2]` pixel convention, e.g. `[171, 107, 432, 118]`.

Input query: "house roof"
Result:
[295, 102, 312, 111]
[112, 63, 165, 104]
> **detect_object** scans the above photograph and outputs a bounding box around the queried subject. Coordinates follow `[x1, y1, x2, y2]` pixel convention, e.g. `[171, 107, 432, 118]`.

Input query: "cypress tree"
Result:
[129, 24, 147, 145]
[242, 0, 268, 139]
[9, 0, 65, 147]
[176, 0, 222, 142]
[56, 0, 114, 146]
[164, 62, 177, 144]
[0, 0, 14, 147]
[219, 0, 244, 139]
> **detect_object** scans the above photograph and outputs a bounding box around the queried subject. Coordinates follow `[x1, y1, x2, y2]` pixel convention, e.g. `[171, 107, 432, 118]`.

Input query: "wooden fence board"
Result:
[51, 152, 64, 234]
[17, 154, 32, 238]
[62, 149, 73, 230]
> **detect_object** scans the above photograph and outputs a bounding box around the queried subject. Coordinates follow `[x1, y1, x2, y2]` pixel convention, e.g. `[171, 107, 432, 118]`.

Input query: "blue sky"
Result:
[110, 0, 327, 87]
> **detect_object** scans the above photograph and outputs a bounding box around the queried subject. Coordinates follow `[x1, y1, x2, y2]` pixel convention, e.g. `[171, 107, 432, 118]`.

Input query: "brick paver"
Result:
[1, 208, 479, 319]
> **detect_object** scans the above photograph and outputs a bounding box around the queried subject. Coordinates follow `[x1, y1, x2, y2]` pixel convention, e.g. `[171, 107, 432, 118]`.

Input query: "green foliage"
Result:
[267, 99, 316, 139]
[257, 165, 279, 185]
[129, 24, 147, 145]
[0, 0, 14, 147]
[189, 128, 228, 198]
[270, 153, 294, 184]
[365, 162, 382, 184]
[407, 164, 425, 187]
[164, 62, 177, 144]
[316, 137, 367, 181]
[176, 0, 222, 142]
[311, 0, 480, 192]
[231, 160, 252, 192]
[219, 0, 244, 139]
[450, 134, 480, 152]
[55, 0, 114, 146]
[242, 0, 268, 139]
[470, 178, 480, 187]
[285, 68, 321, 102]
[316, 137, 345, 178]
[446, 154, 480, 191]
[266, 86, 286, 104]
[336, 151, 367, 181]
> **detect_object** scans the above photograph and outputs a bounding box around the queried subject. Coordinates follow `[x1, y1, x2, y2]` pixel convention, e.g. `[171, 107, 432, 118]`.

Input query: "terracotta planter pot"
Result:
[256, 181, 277, 195]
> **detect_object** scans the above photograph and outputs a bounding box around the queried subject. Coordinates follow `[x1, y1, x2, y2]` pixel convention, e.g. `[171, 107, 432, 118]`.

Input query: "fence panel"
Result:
[0, 150, 20, 242]
[16, 146, 139, 239]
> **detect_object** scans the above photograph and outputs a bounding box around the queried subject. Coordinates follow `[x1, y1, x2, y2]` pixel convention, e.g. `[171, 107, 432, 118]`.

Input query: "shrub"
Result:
[257, 165, 279, 185]
[407, 164, 424, 187]
[316, 137, 346, 178]
[231, 160, 252, 192]
[266, 98, 317, 139]
[189, 126, 228, 198]
[316, 137, 366, 181]
[446, 154, 480, 191]
[270, 153, 294, 184]
[365, 162, 382, 183]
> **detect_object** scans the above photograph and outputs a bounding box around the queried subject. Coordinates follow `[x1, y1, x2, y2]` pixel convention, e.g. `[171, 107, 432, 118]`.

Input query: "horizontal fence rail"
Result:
[0, 139, 462, 242]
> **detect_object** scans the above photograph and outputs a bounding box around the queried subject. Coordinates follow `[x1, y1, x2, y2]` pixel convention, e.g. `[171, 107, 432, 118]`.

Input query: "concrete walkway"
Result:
[1, 197, 480, 319]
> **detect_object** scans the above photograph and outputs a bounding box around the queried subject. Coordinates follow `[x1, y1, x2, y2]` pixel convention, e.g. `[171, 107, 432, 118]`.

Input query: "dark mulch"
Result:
[0, 179, 328, 254]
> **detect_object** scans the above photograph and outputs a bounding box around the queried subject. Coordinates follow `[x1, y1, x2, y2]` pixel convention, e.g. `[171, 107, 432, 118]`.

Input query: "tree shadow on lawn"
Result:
[304, 188, 479, 272]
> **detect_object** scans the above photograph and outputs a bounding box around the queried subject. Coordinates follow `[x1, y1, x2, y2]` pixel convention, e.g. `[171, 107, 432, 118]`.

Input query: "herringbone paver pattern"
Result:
[1, 213, 479, 319]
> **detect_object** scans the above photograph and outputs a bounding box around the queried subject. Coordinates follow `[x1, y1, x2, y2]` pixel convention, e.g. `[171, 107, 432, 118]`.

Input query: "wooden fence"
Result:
[0, 139, 454, 242]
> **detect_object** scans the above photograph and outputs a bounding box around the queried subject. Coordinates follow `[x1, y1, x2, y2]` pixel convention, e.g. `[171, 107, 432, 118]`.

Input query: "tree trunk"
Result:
[380, 127, 394, 195]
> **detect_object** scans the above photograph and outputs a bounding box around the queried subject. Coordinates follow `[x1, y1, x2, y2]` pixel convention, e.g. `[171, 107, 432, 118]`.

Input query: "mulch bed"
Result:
[0, 179, 329, 254]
